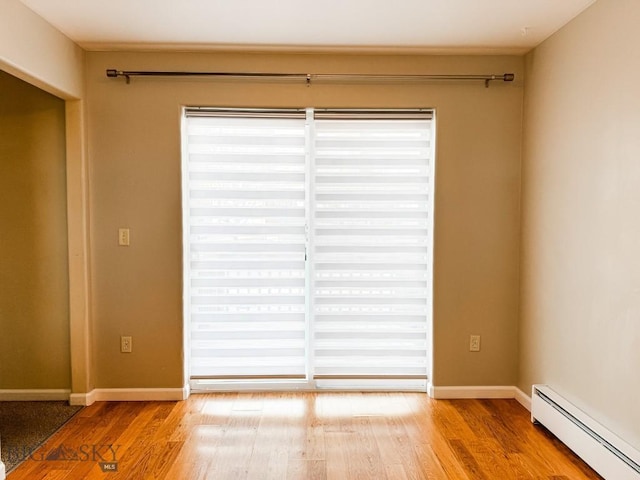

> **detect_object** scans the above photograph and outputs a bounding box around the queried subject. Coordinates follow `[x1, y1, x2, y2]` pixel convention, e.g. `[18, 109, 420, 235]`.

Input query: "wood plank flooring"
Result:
[7, 392, 602, 479]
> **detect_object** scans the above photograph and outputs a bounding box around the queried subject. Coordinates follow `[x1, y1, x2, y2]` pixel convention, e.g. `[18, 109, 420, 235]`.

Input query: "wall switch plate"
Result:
[121, 336, 132, 353]
[118, 228, 130, 246]
[470, 335, 481, 352]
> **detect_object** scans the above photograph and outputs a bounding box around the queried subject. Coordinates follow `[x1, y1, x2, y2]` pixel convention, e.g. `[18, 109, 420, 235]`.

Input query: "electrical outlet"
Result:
[121, 336, 132, 353]
[118, 228, 130, 246]
[469, 335, 481, 352]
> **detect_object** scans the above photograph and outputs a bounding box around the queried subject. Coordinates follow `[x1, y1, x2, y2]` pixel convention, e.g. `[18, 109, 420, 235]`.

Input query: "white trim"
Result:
[0, 389, 70, 401]
[93, 388, 189, 402]
[515, 387, 532, 411]
[427, 380, 435, 398]
[425, 109, 437, 391]
[427, 385, 533, 410]
[428, 385, 518, 400]
[180, 109, 192, 404]
[0, 458, 5, 480]
[71, 387, 189, 406]
[69, 390, 97, 406]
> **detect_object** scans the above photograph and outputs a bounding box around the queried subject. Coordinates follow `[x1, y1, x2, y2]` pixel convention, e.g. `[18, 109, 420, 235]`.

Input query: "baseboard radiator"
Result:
[531, 385, 640, 480]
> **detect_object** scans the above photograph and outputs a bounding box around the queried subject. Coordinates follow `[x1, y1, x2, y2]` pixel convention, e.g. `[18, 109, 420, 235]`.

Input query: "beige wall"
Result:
[0, 71, 71, 389]
[85, 51, 523, 388]
[0, 0, 84, 99]
[521, 0, 640, 450]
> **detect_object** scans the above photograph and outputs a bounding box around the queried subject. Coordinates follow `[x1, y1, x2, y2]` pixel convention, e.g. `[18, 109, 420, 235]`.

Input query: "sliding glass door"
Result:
[185, 113, 308, 380]
[183, 108, 434, 391]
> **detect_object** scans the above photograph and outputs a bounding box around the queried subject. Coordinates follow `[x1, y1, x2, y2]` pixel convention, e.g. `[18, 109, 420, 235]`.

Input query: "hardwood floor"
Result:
[7, 392, 602, 479]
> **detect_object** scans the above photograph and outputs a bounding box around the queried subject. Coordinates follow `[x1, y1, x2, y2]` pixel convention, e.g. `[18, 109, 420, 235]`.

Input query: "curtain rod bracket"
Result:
[107, 69, 132, 84]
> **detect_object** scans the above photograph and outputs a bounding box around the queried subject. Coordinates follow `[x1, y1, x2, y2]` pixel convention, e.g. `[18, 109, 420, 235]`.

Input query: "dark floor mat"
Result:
[0, 401, 82, 473]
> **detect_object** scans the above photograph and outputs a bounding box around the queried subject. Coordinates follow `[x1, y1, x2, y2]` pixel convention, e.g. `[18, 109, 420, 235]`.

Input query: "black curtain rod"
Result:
[106, 69, 515, 87]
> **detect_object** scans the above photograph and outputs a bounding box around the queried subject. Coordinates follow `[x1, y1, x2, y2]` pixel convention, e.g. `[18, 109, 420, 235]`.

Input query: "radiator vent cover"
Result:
[532, 385, 640, 480]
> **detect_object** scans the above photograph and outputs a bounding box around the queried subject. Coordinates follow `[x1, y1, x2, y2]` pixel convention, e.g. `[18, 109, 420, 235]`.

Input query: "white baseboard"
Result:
[429, 385, 518, 399]
[514, 387, 532, 411]
[69, 390, 96, 406]
[70, 387, 189, 406]
[428, 385, 533, 410]
[0, 389, 70, 401]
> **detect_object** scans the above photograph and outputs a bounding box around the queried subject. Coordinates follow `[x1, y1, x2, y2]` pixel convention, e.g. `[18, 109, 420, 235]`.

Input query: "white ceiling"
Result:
[20, 0, 596, 54]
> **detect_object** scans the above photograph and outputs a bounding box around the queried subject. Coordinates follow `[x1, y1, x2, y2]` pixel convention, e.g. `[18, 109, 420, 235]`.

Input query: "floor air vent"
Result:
[531, 385, 640, 480]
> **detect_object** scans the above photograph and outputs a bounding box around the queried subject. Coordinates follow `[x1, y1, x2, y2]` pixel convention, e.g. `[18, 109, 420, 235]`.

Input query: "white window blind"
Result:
[185, 113, 308, 378]
[312, 116, 432, 381]
[184, 108, 434, 389]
